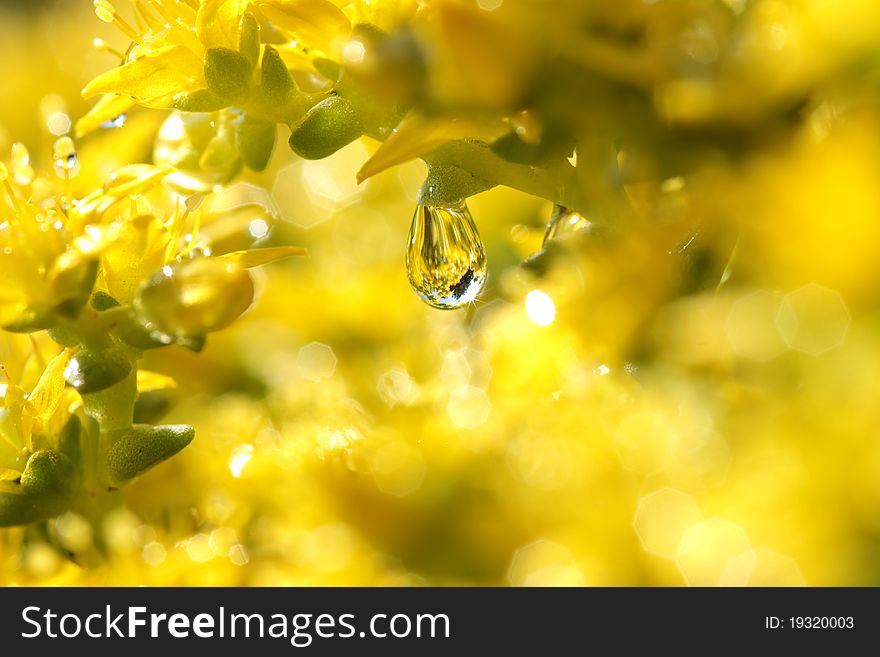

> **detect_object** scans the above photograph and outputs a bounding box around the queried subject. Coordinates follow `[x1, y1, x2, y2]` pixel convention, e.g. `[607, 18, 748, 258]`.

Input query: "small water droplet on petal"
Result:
[52, 136, 78, 178]
[101, 114, 127, 129]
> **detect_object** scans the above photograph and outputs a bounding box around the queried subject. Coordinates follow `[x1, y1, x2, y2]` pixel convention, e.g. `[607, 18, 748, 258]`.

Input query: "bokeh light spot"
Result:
[508, 540, 584, 586]
[633, 488, 703, 559]
[525, 290, 556, 326]
[185, 533, 214, 563]
[55, 512, 93, 553]
[142, 541, 167, 566]
[447, 385, 492, 428]
[228, 444, 254, 478]
[776, 283, 851, 355]
[720, 547, 806, 586]
[296, 342, 338, 382]
[676, 519, 751, 586]
[725, 290, 788, 361]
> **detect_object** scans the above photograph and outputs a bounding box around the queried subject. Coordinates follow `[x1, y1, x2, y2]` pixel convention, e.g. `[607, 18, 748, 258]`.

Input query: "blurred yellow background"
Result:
[3, 0, 880, 586]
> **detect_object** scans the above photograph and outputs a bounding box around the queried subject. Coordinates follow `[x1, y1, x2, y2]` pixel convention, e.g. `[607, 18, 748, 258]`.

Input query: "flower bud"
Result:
[20, 449, 75, 497]
[106, 424, 195, 483]
[64, 345, 133, 395]
[288, 95, 363, 160]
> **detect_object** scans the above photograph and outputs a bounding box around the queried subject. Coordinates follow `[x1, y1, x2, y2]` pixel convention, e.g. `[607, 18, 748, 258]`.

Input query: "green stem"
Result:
[422, 140, 589, 212]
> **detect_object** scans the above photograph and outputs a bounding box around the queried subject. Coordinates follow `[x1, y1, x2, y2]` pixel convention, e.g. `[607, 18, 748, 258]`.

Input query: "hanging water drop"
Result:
[406, 202, 487, 309]
[542, 204, 590, 246]
[52, 136, 78, 178]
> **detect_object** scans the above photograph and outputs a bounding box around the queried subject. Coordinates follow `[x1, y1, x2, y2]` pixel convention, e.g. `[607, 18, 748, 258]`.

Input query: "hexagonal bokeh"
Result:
[507, 539, 584, 586]
[724, 290, 788, 362]
[676, 518, 751, 586]
[775, 283, 851, 356]
[272, 141, 369, 229]
[719, 547, 806, 586]
[447, 385, 492, 429]
[296, 342, 338, 382]
[633, 487, 703, 559]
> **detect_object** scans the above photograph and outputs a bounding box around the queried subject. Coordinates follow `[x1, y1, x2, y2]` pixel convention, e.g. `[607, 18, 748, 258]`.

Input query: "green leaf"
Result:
[356, 111, 507, 182]
[172, 89, 228, 112]
[288, 95, 362, 159]
[132, 392, 173, 425]
[64, 346, 133, 395]
[237, 115, 277, 171]
[3, 308, 55, 333]
[0, 484, 67, 527]
[115, 316, 173, 350]
[20, 450, 75, 497]
[205, 48, 254, 102]
[260, 45, 296, 105]
[48, 324, 80, 347]
[106, 424, 195, 483]
[57, 415, 82, 466]
[312, 57, 340, 83]
[90, 290, 120, 311]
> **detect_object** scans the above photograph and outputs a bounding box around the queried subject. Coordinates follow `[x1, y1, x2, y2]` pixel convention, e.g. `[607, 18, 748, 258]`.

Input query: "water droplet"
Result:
[134, 257, 254, 339]
[406, 202, 487, 309]
[101, 114, 127, 129]
[52, 137, 78, 177]
[542, 204, 590, 246]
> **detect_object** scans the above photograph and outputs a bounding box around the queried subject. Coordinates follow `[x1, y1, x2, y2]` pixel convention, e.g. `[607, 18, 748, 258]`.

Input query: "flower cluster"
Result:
[1, 138, 302, 535]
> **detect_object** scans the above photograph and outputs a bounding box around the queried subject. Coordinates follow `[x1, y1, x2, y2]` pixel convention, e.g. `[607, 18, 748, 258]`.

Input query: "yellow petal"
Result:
[255, 0, 351, 54]
[357, 111, 508, 182]
[102, 215, 171, 304]
[196, 0, 251, 50]
[82, 45, 205, 103]
[137, 370, 178, 393]
[69, 165, 171, 227]
[75, 94, 136, 138]
[218, 246, 308, 268]
[0, 468, 21, 482]
[24, 350, 72, 429]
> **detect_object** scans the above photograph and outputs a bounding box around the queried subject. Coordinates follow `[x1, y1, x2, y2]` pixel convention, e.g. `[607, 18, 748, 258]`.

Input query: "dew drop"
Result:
[406, 202, 487, 309]
[134, 257, 254, 339]
[542, 204, 590, 246]
[52, 137, 78, 177]
[101, 114, 127, 129]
